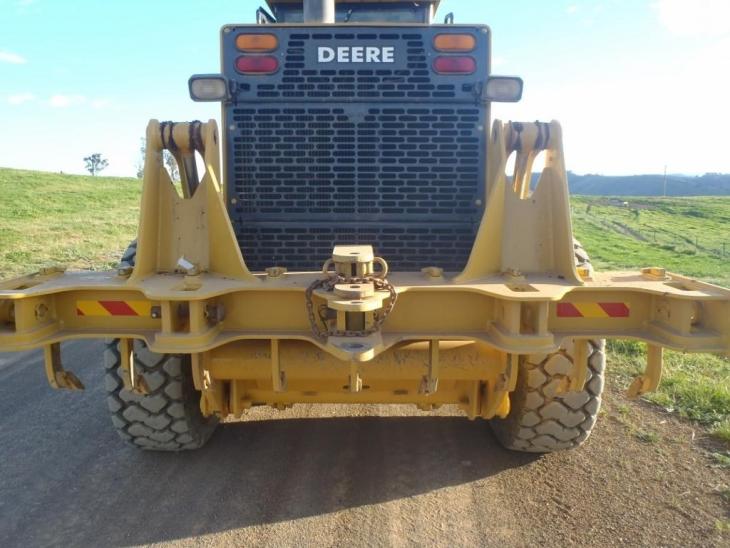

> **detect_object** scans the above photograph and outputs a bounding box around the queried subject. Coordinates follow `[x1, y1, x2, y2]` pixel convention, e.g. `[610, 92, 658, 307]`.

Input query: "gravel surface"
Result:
[1, 340, 727, 547]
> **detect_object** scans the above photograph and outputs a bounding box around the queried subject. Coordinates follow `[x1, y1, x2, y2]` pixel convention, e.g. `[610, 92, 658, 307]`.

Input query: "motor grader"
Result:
[1, 0, 728, 453]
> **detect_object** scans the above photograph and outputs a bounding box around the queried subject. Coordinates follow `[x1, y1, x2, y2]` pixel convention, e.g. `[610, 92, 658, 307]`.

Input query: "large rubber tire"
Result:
[105, 342, 219, 450]
[489, 240, 606, 453]
[104, 240, 218, 451]
[118, 239, 137, 270]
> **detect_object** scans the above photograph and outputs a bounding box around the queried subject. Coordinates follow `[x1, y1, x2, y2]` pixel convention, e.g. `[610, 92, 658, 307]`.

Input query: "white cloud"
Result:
[7, 93, 35, 105]
[90, 98, 111, 110]
[49, 94, 86, 108]
[46, 95, 113, 110]
[0, 50, 27, 64]
[654, 0, 730, 37]
[566, 5, 578, 14]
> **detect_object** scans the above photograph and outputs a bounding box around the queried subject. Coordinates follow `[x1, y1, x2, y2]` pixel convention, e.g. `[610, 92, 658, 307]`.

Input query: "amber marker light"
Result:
[433, 34, 476, 52]
[235, 34, 278, 52]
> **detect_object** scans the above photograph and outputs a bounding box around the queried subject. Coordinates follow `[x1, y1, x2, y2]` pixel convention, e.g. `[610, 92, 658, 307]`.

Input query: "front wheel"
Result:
[104, 340, 219, 451]
[489, 339, 606, 452]
[490, 239, 606, 452]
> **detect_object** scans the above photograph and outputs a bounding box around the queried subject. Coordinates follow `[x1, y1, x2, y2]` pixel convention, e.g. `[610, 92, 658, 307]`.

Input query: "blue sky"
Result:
[1, 0, 728, 177]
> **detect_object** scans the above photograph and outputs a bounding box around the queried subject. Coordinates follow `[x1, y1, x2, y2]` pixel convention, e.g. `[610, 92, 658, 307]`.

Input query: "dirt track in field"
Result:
[1, 340, 728, 547]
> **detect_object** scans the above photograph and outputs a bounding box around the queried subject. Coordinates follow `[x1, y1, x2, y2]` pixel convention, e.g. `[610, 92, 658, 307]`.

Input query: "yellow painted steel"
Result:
[0, 119, 728, 420]
[457, 121, 579, 284]
[205, 339, 511, 419]
[132, 120, 256, 283]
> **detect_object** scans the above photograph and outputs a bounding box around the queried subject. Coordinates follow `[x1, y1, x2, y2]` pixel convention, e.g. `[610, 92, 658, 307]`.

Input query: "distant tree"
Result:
[135, 138, 145, 179]
[83, 153, 108, 176]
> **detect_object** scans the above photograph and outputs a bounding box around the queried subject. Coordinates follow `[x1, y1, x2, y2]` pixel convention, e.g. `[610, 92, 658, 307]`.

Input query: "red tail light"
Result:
[236, 55, 279, 74]
[432, 56, 476, 75]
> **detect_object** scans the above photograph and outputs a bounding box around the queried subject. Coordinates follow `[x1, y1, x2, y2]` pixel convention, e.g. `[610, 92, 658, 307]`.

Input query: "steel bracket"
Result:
[271, 339, 287, 392]
[43, 343, 84, 391]
[419, 339, 440, 394]
[627, 344, 664, 398]
[118, 338, 149, 395]
[568, 339, 590, 392]
[192, 352, 228, 416]
[480, 354, 518, 419]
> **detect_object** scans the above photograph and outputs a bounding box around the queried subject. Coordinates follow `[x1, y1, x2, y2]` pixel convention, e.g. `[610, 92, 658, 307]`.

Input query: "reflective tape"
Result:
[76, 300, 152, 317]
[557, 302, 630, 318]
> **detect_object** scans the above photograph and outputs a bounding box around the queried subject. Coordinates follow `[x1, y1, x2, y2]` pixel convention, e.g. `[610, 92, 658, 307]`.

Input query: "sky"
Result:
[0, 0, 729, 177]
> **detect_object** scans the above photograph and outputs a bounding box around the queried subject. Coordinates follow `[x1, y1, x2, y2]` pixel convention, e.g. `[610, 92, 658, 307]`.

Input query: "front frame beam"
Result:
[1, 268, 728, 358]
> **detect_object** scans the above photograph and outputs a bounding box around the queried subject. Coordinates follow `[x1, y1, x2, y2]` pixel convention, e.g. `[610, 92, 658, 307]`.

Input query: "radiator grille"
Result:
[236, 224, 476, 272]
[230, 105, 483, 221]
[228, 104, 485, 272]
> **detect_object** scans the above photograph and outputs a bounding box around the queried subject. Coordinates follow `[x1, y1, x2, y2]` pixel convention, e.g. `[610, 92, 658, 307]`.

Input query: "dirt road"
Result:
[1, 340, 727, 547]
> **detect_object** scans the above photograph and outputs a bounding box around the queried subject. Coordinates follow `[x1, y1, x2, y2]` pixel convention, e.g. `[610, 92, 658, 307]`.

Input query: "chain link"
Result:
[305, 274, 397, 341]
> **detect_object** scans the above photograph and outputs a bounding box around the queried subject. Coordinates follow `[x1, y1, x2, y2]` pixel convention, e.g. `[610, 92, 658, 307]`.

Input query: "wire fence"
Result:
[571, 207, 730, 259]
[613, 221, 730, 258]
[643, 229, 728, 258]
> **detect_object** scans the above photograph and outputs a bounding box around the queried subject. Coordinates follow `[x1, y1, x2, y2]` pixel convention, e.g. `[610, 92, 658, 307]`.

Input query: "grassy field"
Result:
[0, 167, 728, 442]
[0, 168, 140, 279]
[572, 196, 730, 287]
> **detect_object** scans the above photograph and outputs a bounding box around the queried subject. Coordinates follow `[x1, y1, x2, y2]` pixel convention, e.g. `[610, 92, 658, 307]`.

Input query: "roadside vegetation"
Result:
[0, 168, 727, 443]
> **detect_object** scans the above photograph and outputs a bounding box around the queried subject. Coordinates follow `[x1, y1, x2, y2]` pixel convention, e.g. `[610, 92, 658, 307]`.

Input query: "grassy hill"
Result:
[0, 168, 141, 279]
[0, 167, 727, 442]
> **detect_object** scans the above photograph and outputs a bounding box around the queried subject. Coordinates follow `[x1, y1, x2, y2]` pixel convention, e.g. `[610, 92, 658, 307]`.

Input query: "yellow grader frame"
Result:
[1, 118, 728, 422]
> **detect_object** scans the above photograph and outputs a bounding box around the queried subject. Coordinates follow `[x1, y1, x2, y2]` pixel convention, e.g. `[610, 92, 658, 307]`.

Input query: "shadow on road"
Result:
[1, 343, 540, 545]
[22, 416, 538, 545]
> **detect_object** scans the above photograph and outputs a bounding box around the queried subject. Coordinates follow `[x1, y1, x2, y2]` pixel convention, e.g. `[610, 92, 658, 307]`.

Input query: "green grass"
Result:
[607, 340, 730, 442]
[712, 452, 730, 468]
[634, 429, 660, 443]
[0, 168, 141, 279]
[572, 196, 730, 287]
